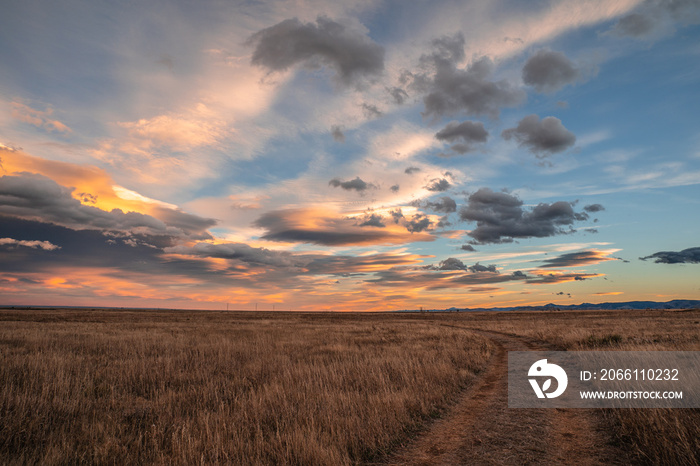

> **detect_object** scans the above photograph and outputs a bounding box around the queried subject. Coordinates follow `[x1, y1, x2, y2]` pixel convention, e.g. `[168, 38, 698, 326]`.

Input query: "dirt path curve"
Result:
[381, 327, 630, 465]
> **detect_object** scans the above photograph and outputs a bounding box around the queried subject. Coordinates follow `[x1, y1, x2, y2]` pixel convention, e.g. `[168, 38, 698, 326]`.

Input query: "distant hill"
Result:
[403, 299, 700, 313]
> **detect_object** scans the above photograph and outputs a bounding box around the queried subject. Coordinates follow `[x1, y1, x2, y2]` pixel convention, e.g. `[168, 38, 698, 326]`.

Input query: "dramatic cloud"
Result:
[248, 16, 384, 87]
[640, 247, 700, 264]
[522, 50, 581, 93]
[424, 196, 457, 213]
[425, 178, 451, 192]
[459, 188, 589, 244]
[502, 114, 576, 155]
[254, 208, 434, 246]
[328, 176, 376, 192]
[460, 244, 476, 252]
[539, 250, 616, 268]
[419, 34, 525, 119]
[331, 125, 345, 142]
[435, 120, 489, 154]
[0, 174, 215, 241]
[0, 237, 61, 251]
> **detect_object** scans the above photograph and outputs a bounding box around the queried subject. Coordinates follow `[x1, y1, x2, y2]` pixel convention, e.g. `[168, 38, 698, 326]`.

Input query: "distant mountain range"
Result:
[404, 299, 700, 313]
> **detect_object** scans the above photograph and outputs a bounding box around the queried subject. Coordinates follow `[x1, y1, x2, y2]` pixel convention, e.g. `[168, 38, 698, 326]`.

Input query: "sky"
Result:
[1, 0, 699, 311]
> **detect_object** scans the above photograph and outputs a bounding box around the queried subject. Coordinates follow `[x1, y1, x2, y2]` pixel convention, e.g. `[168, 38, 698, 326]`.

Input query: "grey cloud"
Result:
[640, 247, 700, 264]
[612, 13, 657, 37]
[436, 215, 451, 228]
[248, 16, 384, 87]
[460, 244, 476, 252]
[468, 262, 498, 273]
[424, 196, 457, 213]
[511, 270, 527, 278]
[502, 114, 576, 155]
[610, 0, 699, 38]
[419, 34, 525, 119]
[151, 207, 217, 240]
[390, 184, 399, 193]
[459, 188, 589, 244]
[429, 33, 467, 63]
[406, 214, 432, 233]
[361, 103, 383, 119]
[433, 257, 468, 270]
[389, 209, 404, 224]
[405, 166, 421, 175]
[387, 87, 409, 105]
[435, 121, 488, 143]
[435, 120, 488, 154]
[539, 250, 614, 268]
[583, 203, 605, 213]
[522, 50, 580, 94]
[328, 176, 376, 192]
[425, 178, 451, 192]
[331, 125, 345, 142]
[0, 174, 214, 241]
[358, 213, 385, 228]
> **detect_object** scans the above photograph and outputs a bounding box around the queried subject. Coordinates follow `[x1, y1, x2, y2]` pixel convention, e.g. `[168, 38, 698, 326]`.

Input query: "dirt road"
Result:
[382, 328, 630, 465]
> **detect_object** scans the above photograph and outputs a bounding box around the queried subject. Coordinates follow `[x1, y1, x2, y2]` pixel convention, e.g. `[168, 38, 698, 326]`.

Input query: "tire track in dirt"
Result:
[381, 327, 630, 465]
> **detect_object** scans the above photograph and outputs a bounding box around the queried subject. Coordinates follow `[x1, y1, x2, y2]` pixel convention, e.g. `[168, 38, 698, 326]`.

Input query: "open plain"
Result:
[1, 308, 698, 465]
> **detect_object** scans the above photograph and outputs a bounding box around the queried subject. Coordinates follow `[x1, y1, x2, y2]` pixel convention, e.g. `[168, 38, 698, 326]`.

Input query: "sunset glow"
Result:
[1, 0, 699, 310]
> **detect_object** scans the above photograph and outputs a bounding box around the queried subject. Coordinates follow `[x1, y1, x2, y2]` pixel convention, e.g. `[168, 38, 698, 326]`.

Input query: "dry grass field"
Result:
[0, 309, 494, 465]
[0, 308, 698, 465]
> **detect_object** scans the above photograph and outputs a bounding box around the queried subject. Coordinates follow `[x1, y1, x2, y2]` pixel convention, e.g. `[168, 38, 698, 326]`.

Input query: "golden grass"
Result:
[0, 310, 493, 465]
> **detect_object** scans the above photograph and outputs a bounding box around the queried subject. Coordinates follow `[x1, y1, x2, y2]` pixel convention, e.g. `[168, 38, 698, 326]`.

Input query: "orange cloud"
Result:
[0, 148, 212, 236]
[11, 101, 71, 133]
[255, 207, 436, 246]
[116, 106, 227, 152]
